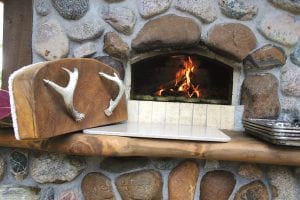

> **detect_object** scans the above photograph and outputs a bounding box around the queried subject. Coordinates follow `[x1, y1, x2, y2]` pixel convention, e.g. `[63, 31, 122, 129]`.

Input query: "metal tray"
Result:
[245, 129, 300, 147]
[243, 118, 300, 147]
[243, 122, 300, 137]
[243, 118, 300, 131]
[244, 124, 300, 140]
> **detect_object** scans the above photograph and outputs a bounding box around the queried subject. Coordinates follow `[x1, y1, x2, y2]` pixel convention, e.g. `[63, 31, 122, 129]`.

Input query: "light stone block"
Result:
[193, 104, 207, 126]
[139, 101, 153, 123]
[220, 105, 235, 130]
[152, 102, 166, 123]
[207, 105, 221, 128]
[127, 100, 139, 122]
[179, 103, 193, 125]
[166, 102, 179, 124]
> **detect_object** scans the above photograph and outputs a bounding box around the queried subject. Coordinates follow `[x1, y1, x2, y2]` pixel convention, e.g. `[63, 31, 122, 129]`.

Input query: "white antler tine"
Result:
[43, 67, 85, 122]
[43, 79, 65, 96]
[99, 71, 125, 117]
[62, 67, 72, 74]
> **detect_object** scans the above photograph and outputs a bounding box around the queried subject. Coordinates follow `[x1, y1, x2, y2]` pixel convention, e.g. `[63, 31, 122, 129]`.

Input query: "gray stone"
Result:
[243, 44, 286, 70]
[102, 6, 136, 35]
[258, 13, 300, 47]
[174, 0, 218, 23]
[66, 18, 105, 42]
[241, 73, 280, 118]
[31, 153, 86, 183]
[73, 42, 96, 58]
[238, 164, 263, 179]
[0, 154, 5, 181]
[82, 172, 115, 200]
[95, 56, 125, 80]
[200, 170, 236, 200]
[34, 19, 69, 61]
[116, 170, 163, 200]
[105, 0, 124, 2]
[0, 185, 40, 200]
[151, 158, 179, 170]
[132, 14, 201, 52]
[267, 166, 299, 200]
[100, 157, 149, 173]
[204, 160, 220, 170]
[59, 190, 80, 200]
[291, 43, 300, 66]
[51, 0, 89, 20]
[234, 180, 269, 200]
[40, 187, 55, 200]
[268, 0, 300, 14]
[207, 23, 257, 61]
[35, 0, 51, 16]
[103, 32, 129, 59]
[10, 150, 28, 180]
[280, 96, 297, 117]
[280, 63, 300, 97]
[219, 0, 258, 20]
[137, 0, 171, 18]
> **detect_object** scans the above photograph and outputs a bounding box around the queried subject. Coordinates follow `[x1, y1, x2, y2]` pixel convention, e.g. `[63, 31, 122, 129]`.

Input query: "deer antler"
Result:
[99, 72, 125, 117]
[43, 67, 85, 122]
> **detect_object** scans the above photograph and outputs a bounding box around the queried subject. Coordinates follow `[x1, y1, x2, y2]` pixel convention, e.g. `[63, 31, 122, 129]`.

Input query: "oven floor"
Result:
[83, 122, 231, 142]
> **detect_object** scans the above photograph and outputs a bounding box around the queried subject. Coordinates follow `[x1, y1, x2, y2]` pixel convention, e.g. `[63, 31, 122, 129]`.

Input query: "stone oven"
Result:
[0, 0, 299, 199]
[31, 0, 300, 130]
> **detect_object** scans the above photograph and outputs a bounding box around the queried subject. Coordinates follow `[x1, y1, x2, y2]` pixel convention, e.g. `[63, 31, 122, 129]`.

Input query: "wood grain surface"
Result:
[1, 0, 33, 89]
[0, 129, 299, 166]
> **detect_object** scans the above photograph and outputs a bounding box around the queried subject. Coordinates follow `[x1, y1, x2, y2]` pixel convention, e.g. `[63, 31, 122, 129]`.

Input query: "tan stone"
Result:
[234, 180, 269, 200]
[243, 44, 286, 70]
[241, 73, 280, 119]
[81, 172, 115, 200]
[200, 170, 236, 200]
[169, 160, 199, 200]
[207, 23, 257, 61]
[103, 32, 129, 59]
[132, 14, 201, 52]
[238, 164, 263, 179]
[116, 170, 163, 200]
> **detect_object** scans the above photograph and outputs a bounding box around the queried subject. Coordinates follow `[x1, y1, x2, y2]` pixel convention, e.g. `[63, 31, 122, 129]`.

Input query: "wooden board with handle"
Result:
[9, 58, 127, 140]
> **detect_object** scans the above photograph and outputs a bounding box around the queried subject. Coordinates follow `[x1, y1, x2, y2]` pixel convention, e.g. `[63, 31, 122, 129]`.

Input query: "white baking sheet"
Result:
[83, 122, 231, 142]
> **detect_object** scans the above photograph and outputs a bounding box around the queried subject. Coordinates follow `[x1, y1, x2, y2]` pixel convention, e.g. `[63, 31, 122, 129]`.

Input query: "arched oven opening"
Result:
[131, 53, 233, 105]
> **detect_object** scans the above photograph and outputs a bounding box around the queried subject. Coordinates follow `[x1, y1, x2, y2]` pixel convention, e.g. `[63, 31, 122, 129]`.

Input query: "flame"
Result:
[156, 56, 202, 98]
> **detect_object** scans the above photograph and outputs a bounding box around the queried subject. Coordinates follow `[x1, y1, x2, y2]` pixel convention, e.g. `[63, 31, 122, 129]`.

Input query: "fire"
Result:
[156, 56, 202, 98]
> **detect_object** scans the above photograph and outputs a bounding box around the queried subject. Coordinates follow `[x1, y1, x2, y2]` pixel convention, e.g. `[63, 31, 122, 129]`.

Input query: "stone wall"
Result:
[32, 0, 300, 125]
[0, 148, 299, 200]
[27, 2, 300, 199]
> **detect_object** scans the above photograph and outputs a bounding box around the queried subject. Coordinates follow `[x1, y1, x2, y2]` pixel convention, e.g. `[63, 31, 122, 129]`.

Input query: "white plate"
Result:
[83, 122, 231, 142]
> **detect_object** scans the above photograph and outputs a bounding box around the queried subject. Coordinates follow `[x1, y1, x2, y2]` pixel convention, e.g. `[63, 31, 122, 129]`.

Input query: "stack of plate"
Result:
[243, 118, 300, 147]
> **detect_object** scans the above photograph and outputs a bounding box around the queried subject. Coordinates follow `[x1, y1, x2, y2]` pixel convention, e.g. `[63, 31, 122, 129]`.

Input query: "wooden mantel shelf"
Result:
[0, 128, 299, 166]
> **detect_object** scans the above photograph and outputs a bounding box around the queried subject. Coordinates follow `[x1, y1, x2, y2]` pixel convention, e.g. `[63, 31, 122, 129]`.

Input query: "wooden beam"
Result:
[1, 0, 32, 89]
[0, 129, 300, 166]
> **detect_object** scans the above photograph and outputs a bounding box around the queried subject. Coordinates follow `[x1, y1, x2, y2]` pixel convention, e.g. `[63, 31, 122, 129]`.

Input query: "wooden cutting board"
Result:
[9, 58, 128, 140]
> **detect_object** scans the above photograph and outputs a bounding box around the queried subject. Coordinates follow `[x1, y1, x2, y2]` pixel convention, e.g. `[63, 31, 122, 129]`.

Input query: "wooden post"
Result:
[1, 0, 32, 89]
